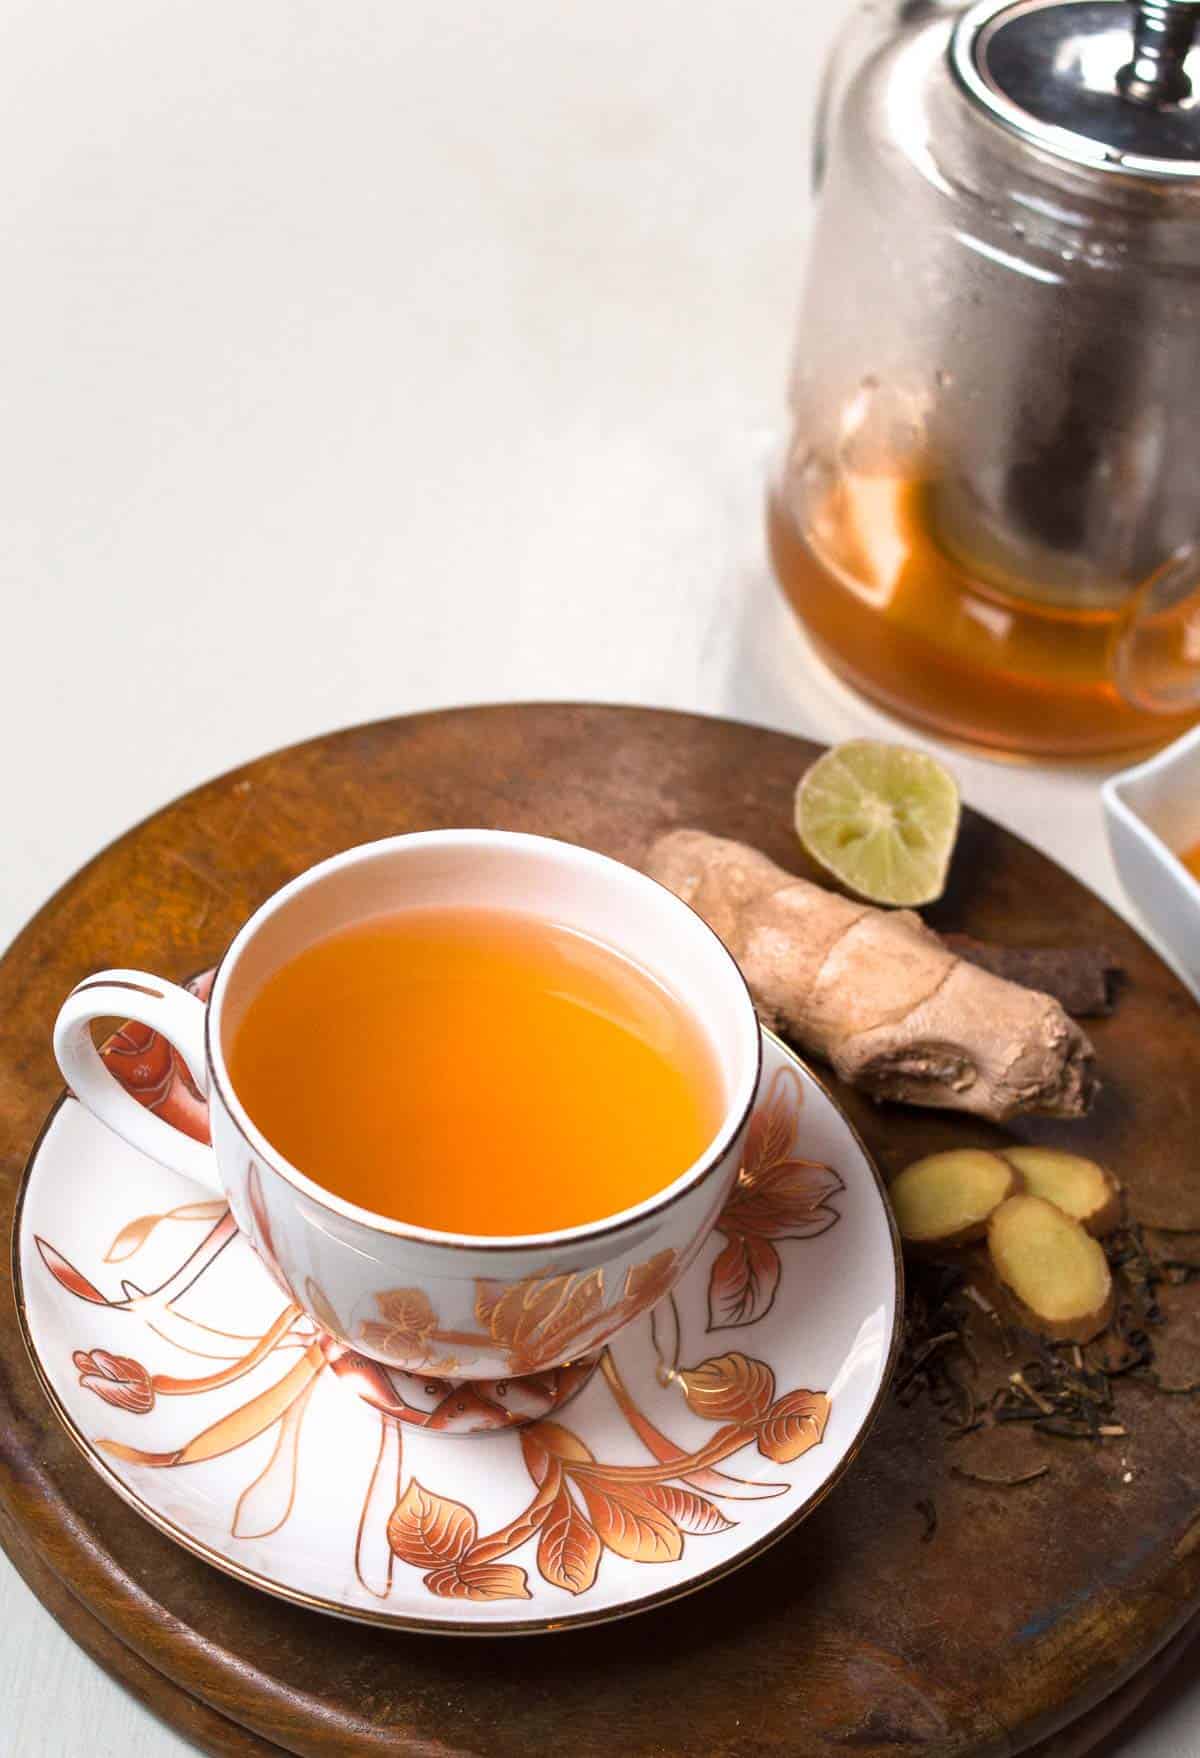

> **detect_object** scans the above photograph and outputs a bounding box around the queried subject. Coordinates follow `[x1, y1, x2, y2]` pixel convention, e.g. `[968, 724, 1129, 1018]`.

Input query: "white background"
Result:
[0, 1, 1194, 1752]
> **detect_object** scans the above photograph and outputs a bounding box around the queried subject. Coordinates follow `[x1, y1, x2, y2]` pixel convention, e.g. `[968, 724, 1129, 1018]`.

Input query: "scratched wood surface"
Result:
[2, 705, 1198, 1758]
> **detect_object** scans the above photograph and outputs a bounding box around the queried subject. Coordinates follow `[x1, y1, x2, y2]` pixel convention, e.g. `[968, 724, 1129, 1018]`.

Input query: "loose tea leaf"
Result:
[915, 1497, 938, 1543]
[951, 1464, 1050, 1488]
[896, 1217, 1200, 1488]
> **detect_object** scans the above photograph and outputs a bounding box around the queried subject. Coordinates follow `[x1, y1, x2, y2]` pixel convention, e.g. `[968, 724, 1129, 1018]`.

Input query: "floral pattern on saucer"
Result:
[18, 1019, 900, 1633]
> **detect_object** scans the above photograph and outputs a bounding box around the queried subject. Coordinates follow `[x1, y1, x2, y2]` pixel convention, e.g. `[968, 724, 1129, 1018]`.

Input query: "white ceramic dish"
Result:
[16, 1023, 901, 1635]
[1102, 726, 1200, 999]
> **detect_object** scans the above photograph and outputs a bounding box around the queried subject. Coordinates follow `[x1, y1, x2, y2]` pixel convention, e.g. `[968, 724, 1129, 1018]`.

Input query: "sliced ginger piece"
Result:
[1000, 1147, 1122, 1237]
[890, 1149, 1020, 1250]
[988, 1193, 1114, 1343]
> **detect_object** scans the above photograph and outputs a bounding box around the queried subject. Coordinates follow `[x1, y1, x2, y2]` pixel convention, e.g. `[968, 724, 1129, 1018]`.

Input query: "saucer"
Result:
[15, 1008, 901, 1634]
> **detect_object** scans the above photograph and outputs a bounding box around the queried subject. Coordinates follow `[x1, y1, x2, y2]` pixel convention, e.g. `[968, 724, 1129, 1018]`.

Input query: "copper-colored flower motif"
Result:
[679, 1352, 776, 1423]
[574, 1477, 684, 1563]
[756, 1389, 831, 1463]
[387, 1478, 475, 1566]
[73, 1348, 155, 1414]
[537, 1485, 603, 1594]
[636, 1483, 735, 1535]
[475, 1268, 606, 1375]
[387, 1478, 532, 1601]
[423, 1562, 532, 1601]
[708, 1066, 843, 1331]
[359, 1288, 439, 1361]
[520, 1419, 734, 1580]
[622, 1248, 678, 1312]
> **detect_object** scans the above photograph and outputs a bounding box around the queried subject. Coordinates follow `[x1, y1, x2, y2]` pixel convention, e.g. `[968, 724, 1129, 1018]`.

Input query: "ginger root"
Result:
[987, 1194, 1114, 1343]
[1000, 1148, 1122, 1237]
[645, 829, 1095, 1122]
[891, 1150, 1020, 1250]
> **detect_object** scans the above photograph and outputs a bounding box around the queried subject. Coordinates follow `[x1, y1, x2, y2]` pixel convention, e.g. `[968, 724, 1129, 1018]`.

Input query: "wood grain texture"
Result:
[2, 704, 1199, 1758]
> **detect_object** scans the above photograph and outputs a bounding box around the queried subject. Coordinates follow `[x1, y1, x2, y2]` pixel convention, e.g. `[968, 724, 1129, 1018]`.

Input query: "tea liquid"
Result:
[769, 475, 1200, 759]
[228, 908, 721, 1235]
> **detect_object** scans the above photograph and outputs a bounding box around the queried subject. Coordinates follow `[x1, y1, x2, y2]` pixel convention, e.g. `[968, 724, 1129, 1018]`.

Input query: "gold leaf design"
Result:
[168, 1201, 229, 1222]
[706, 1232, 781, 1330]
[103, 1213, 165, 1264]
[101, 1199, 228, 1267]
[744, 1063, 801, 1174]
[638, 1482, 735, 1535]
[359, 1287, 438, 1360]
[679, 1353, 776, 1423]
[538, 1488, 602, 1594]
[423, 1563, 532, 1601]
[522, 1420, 595, 1489]
[599, 1353, 788, 1502]
[622, 1249, 678, 1310]
[475, 1269, 572, 1339]
[475, 1267, 606, 1373]
[466, 1464, 563, 1568]
[721, 1159, 845, 1242]
[707, 1065, 842, 1332]
[575, 1478, 684, 1564]
[387, 1479, 476, 1569]
[757, 1390, 831, 1463]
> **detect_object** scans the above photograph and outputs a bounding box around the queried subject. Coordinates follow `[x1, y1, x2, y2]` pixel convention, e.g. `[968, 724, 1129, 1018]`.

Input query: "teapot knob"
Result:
[1117, 0, 1200, 106]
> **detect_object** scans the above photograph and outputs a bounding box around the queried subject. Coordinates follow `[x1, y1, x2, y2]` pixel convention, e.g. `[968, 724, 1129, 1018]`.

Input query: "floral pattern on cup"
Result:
[708, 1066, 845, 1329]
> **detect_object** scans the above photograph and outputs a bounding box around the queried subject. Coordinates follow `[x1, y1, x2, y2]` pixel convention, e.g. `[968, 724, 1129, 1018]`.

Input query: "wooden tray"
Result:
[3, 704, 1199, 1758]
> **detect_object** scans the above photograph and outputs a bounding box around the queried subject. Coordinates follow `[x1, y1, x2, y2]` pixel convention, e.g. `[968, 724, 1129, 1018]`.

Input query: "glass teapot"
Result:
[769, 0, 1200, 757]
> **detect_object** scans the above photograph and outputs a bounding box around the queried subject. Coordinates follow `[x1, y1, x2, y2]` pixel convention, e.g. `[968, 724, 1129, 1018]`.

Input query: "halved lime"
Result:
[794, 739, 960, 906]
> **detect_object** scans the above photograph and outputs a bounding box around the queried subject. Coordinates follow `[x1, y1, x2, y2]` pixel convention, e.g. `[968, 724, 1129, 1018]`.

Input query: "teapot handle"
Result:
[1112, 544, 1200, 715]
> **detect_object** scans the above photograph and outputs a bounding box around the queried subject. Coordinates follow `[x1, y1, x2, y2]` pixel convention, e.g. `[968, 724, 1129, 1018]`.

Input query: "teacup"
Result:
[53, 830, 761, 1381]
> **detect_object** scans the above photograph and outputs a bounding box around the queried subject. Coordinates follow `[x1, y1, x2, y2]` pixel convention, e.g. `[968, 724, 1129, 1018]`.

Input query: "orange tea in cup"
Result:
[228, 906, 722, 1236]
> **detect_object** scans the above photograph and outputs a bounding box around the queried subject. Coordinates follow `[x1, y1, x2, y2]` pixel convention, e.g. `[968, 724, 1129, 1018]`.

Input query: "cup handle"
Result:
[53, 970, 223, 1195]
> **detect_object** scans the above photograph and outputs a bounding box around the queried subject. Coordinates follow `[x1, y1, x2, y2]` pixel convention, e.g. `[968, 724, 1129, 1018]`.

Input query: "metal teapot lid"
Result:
[951, 0, 1200, 176]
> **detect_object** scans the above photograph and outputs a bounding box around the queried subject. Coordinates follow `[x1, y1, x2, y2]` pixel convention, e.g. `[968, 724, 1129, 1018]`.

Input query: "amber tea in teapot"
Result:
[769, 470, 1200, 758]
[771, 0, 1200, 757]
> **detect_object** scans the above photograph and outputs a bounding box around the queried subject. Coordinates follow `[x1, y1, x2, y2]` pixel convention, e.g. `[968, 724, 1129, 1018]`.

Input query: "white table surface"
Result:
[1, 1, 1195, 1752]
